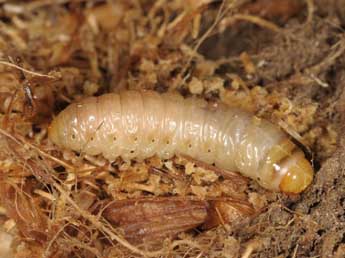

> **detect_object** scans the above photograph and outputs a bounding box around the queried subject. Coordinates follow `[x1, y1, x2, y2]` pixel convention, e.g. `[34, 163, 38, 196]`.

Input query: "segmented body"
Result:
[49, 90, 313, 193]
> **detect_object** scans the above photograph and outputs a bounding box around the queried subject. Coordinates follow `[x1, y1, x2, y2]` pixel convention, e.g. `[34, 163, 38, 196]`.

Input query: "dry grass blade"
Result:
[0, 128, 74, 171]
[221, 14, 283, 33]
[0, 60, 57, 79]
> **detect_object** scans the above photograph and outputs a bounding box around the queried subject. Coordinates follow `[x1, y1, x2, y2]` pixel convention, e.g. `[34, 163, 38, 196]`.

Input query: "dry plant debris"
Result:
[0, 0, 344, 257]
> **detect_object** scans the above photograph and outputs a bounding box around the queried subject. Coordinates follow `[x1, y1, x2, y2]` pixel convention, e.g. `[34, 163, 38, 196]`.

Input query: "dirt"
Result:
[0, 0, 345, 257]
[222, 1, 345, 257]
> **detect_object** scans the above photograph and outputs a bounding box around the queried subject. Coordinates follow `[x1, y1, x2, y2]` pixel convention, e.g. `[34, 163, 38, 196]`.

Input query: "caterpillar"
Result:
[48, 90, 314, 194]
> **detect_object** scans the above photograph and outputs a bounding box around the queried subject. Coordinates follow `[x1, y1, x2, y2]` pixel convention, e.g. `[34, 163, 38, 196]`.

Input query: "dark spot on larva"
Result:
[152, 139, 155, 143]
[113, 136, 117, 141]
[166, 140, 170, 144]
[71, 134, 76, 139]
[90, 137, 94, 141]
[130, 150, 135, 154]
[188, 144, 192, 148]
[208, 149, 211, 153]
[134, 136, 138, 141]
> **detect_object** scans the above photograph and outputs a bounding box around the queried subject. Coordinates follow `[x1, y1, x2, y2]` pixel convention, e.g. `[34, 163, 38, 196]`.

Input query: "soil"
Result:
[229, 1, 345, 257]
[0, 0, 345, 257]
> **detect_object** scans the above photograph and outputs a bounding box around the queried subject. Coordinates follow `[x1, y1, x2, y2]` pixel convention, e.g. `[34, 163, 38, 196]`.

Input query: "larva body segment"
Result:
[49, 90, 313, 193]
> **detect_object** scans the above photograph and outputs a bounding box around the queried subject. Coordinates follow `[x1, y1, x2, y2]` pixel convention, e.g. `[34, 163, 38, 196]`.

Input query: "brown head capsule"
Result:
[48, 90, 314, 193]
[258, 138, 313, 194]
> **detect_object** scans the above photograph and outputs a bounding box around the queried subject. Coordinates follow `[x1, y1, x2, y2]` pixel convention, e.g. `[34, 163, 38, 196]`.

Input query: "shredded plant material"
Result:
[0, 0, 344, 257]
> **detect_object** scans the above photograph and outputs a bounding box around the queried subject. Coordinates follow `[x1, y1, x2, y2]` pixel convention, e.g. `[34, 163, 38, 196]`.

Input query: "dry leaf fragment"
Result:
[203, 200, 255, 229]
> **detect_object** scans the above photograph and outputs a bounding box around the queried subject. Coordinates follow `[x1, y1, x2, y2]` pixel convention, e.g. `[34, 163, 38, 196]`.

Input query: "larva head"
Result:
[260, 139, 314, 194]
[278, 150, 314, 194]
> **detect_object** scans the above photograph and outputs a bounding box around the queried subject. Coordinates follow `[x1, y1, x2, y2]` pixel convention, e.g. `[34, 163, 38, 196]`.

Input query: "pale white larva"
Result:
[49, 90, 313, 193]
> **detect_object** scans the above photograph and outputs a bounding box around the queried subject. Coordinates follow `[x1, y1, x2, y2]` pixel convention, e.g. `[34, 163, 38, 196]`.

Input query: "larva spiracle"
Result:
[48, 90, 314, 193]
